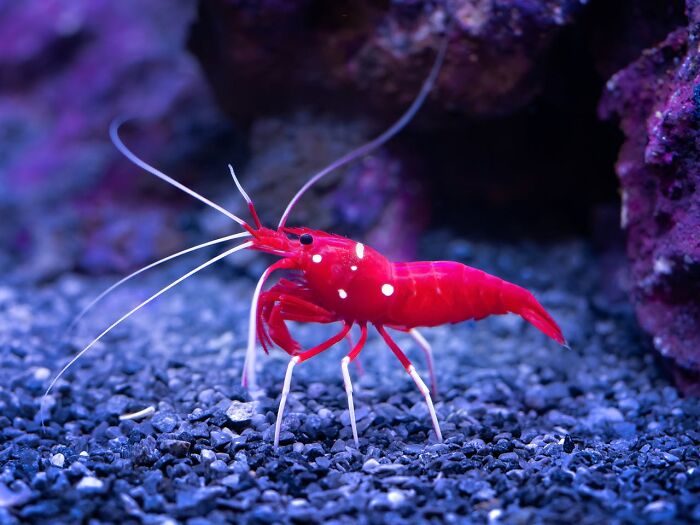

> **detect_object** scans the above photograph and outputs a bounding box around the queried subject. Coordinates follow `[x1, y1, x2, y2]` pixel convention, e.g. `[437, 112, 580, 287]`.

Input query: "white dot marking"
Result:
[312, 254, 322, 263]
[350, 265, 357, 271]
[355, 243, 365, 259]
[338, 289, 348, 299]
[381, 284, 394, 297]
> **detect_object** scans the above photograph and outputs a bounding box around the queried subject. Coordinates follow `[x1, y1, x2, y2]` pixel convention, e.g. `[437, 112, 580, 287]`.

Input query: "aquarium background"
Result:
[1, 1, 699, 524]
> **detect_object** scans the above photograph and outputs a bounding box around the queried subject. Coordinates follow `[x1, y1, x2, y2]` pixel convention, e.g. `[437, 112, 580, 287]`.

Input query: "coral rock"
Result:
[599, 0, 700, 393]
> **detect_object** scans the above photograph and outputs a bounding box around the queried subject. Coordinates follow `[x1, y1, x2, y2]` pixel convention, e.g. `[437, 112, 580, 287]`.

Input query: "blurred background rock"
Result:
[0, 0, 697, 390]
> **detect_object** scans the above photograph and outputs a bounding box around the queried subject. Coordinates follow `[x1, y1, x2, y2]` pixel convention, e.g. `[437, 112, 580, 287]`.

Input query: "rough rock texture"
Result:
[2, 235, 700, 524]
[190, 0, 586, 122]
[599, 0, 700, 394]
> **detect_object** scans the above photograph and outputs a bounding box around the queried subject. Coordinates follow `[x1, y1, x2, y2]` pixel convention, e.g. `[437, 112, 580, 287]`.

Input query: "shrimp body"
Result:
[384, 261, 564, 343]
[247, 227, 565, 447]
[256, 228, 564, 350]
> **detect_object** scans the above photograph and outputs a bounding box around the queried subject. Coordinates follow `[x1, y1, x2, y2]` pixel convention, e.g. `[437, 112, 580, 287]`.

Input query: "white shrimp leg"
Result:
[377, 325, 443, 442]
[407, 365, 443, 443]
[409, 328, 438, 398]
[341, 323, 368, 447]
[340, 358, 358, 446]
[42, 241, 253, 423]
[274, 323, 351, 447]
[274, 356, 299, 448]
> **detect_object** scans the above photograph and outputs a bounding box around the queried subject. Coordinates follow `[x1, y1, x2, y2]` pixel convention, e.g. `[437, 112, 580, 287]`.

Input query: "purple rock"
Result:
[0, 0, 226, 276]
[599, 0, 700, 393]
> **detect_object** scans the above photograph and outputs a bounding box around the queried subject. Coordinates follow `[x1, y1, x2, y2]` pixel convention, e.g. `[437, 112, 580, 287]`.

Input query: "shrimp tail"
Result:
[505, 283, 566, 346]
[519, 305, 566, 345]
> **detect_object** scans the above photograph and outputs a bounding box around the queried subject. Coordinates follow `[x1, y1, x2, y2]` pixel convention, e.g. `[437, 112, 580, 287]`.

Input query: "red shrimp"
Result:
[246, 226, 565, 446]
[43, 28, 566, 448]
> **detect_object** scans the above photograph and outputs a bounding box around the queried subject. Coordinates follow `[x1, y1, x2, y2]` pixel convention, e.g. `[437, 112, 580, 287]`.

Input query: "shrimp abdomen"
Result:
[386, 261, 565, 345]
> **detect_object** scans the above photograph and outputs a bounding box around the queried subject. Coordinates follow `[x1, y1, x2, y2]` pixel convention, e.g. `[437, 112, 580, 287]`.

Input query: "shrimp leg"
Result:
[409, 329, 438, 398]
[274, 322, 352, 448]
[341, 323, 368, 447]
[376, 325, 443, 443]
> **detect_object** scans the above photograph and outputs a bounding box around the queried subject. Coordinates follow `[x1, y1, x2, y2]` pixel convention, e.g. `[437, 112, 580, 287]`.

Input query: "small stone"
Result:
[303, 443, 324, 459]
[200, 449, 216, 463]
[197, 388, 217, 404]
[563, 435, 575, 453]
[176, 487, 225, 514]
[76, 477, 104, 493]
[221, 474, 241, 487]
[133, 436, 160, 466]
[610, 422, 637, 439]
[587, 407, 624, 426]
[643, 500, 676, 522]
[362, 458, 380, 473]
[158, 439, 190, 457]
[50, 453, 65, 468]
[315, 456, 331, 469]
[386, 489, 406, 507]
[210, 429, 234, 449]
[188, 408, 209, 421]
[210, 460, 228, 473]
[331, 439, 346, 453]
[105, 395, 130, 415]
[226, 401, 257, 431]
[152, 413, 178, 433]
[33, 368, 50, 381]
[498, 452, 519, 463]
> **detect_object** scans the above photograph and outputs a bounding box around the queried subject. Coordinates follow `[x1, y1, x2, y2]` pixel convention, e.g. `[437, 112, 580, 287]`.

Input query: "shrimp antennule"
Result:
[41, 240, 253, 427]
[277, 31, 450, 229]
[110, 119, 254, 234]
[228, 165, 262, 230]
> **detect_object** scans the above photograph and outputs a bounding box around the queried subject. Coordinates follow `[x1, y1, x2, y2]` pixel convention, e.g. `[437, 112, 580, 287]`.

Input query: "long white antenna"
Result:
[42, 241, 253, 424]
[277, 31, 450, 229]
[110, 119, 250, 227]
[67, 232, 251, 331]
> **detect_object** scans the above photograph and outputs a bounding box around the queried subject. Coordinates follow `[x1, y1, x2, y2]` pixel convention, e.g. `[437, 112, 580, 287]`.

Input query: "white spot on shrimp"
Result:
[312, 254, 322, 263]
[381, 284, 394, 297]
[338, 289, 348, 299]
[355, 243, 365, 259]
[350, 265, 357, 271]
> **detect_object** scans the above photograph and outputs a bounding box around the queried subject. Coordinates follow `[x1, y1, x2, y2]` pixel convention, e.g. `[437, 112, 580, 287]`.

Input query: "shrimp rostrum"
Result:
[45, 32, 566, 448]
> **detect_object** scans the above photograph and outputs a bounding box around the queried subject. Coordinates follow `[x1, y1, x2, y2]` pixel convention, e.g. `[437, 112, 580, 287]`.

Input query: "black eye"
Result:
[300, 233, 313, 245]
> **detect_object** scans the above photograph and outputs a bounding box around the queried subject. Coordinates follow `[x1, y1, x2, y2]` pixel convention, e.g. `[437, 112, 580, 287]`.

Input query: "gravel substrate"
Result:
[1, 234, 698, 524]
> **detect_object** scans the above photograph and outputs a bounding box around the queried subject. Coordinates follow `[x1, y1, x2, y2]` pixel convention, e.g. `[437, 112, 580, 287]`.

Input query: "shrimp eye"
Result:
[300, 233, 313, 245]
